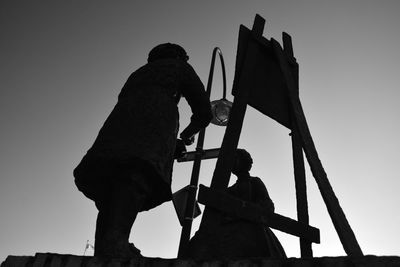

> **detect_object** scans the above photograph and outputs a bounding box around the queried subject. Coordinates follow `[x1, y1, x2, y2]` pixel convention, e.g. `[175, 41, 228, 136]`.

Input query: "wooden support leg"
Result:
[272, 38, 363, 256]
[283, 32, 313, 258]
[199, 14, 265, 232]
[292, 128, 313, 257]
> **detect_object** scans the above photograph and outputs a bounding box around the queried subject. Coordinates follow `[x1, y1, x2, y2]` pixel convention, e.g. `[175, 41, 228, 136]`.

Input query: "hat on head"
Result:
[148, 43, 189, 63]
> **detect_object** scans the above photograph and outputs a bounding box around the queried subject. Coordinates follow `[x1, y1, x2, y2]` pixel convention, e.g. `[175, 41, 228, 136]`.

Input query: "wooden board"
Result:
[232, 24, 291, 129]
[198, 185, 320, 243]
[177, 148, 220, 162]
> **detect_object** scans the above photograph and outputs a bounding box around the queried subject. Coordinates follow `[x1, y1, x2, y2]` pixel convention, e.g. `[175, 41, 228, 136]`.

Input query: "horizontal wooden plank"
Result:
[198, 185, 320, 243]
[177, 148, 220, 162]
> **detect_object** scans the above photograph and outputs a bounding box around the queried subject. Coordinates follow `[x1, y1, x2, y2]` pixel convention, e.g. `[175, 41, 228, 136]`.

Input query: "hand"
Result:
[179, 125, 197, 146]
[182, 135, 195, 146]
[174, 139, 187, 159]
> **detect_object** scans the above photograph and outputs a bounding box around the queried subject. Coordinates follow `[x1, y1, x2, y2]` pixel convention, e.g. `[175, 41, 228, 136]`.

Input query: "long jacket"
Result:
[74, 58, 212, 209]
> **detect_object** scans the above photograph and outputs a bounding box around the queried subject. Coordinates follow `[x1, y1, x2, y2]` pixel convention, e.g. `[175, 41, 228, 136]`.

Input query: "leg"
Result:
[94, 169, 146, 258]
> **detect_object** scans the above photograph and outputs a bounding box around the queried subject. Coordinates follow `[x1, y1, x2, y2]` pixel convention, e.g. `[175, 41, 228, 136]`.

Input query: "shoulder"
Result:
[251, 176, 267, 188]
[251, 176, 263, 183]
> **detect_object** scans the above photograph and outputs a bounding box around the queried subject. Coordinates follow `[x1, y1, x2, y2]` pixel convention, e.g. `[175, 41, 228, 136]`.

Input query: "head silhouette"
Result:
[232, 149, 253, 176]
[147, 43, 189, 63]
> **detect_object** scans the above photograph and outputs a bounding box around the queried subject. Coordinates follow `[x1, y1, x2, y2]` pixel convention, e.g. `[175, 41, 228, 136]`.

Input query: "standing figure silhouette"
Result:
[74, 43, 212, 258]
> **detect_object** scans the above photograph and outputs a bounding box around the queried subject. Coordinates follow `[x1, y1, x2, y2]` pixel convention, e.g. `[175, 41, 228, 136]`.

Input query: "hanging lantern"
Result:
[210, 98, 232, 126]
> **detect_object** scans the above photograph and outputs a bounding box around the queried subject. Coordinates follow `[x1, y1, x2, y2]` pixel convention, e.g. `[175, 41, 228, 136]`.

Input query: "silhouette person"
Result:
[187, 149, 286, 259]
[73, 43, 212, 258]
[224, 148, 286, 258]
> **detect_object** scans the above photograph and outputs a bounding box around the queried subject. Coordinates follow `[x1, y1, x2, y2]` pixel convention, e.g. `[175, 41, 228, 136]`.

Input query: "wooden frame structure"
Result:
[182, 14, 363, 258]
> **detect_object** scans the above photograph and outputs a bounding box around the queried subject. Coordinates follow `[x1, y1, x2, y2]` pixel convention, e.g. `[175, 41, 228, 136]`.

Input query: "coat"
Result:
[186, 174, 287, 259]
[74, 58, 212, 211]
[224, 174, 287, 258]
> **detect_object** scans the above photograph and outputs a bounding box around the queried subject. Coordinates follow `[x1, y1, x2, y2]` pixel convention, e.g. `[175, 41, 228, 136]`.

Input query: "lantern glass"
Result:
[210, 98, 232, 126]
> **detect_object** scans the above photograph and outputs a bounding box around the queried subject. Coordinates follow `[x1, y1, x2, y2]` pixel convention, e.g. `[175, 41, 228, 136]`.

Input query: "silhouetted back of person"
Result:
[73, 43, 212, 258]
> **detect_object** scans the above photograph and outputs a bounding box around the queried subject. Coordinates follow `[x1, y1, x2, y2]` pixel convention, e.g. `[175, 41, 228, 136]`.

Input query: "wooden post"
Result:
[282, 32, 313, 257]
[291, 127, 313, 257]
[177, 46, 223, 257]
[272, 38, 363, 256]
[200, 15, 266, 231]
[177, 135, 205, 257]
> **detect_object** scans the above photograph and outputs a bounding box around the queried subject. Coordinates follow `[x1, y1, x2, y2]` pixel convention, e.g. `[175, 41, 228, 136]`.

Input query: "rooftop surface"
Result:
[2, 253, 400, 267]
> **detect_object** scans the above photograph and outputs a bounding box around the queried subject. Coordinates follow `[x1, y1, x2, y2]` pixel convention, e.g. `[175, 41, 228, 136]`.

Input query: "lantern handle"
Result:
[206, 47, 227, 100]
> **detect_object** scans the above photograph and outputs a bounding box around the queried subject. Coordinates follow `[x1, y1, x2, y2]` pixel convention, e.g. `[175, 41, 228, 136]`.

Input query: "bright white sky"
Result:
[1, 0, 399, 261]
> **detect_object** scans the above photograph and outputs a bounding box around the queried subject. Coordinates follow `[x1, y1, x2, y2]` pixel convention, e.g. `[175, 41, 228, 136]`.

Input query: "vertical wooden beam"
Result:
[272, 38, 363, 256]
[177, 133, 206, 257]
[178, 47, 220, 257]
[200, 16, 265, 230]
[291, 127, 313, 257]
[283, 32, 313, 258]
[252, 14, 265, 36]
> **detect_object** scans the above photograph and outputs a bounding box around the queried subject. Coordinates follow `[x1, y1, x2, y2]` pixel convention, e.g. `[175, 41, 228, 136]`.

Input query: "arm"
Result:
[179, 62, 212, 143]
[253, 177, 275, 213]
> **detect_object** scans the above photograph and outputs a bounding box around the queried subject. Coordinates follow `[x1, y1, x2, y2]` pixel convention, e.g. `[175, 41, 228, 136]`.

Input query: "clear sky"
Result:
[1, 0, 399, 261]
